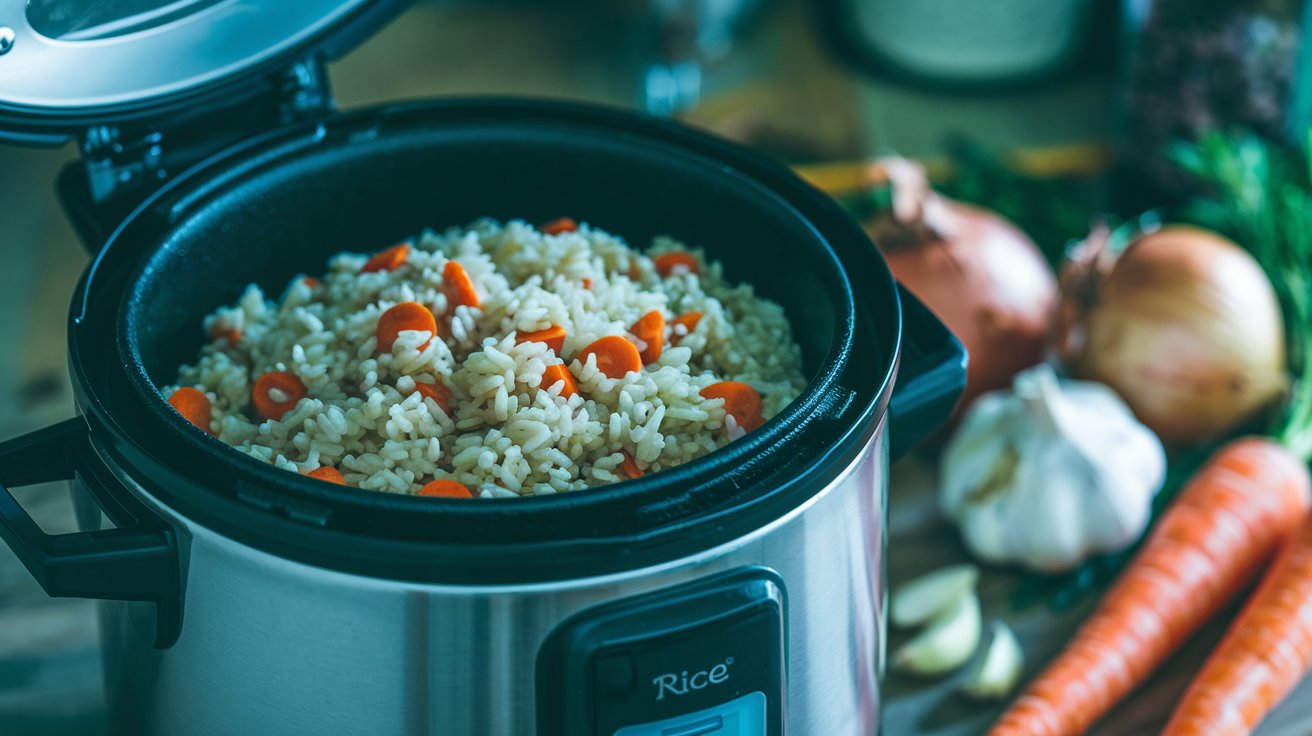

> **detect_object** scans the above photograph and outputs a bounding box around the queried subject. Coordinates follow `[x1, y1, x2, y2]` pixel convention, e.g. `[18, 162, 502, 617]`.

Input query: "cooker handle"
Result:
[0, 417, 181, 648]
[888, 284, 968, 460]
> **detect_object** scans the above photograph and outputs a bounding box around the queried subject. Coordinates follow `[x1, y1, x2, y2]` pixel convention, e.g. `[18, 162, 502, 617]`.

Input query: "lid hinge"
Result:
[81, 126, 167, 205]
[60, 56, 335, 248]
[277, 57, 335, 124]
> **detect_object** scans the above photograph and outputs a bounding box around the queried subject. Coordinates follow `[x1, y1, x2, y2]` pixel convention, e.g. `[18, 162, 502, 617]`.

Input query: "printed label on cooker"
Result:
[652, 656, 734, 700]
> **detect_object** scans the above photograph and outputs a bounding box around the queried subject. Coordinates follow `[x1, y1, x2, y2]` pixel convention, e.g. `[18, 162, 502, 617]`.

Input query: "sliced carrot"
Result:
[517, 324, 567, 355]
[579, 335, 643, 379]
[414, 381, 452, 413]
[1164, 511, 1312, 735]
[671, 311, 703, 344]
[251, 371, 308, 420]
[540, 217, 578, 235]
[362, 242, 411, 273]
[210, 325, 242, 346]
[541, 363, 577, 398]
[305, 466, 346, 484]
[417, 480, 473, 498]
[990, 437, 1312, 736]
[618, 450, 643, 480]
[443, 261, 480, 309]
[653, 251, 698, 277]
[631, 311, 665, 364]
[376, 301, 437, 354]
[700, 381, 764, 432]
[168, 387, 213, 435]
[581, 277, 594, 290]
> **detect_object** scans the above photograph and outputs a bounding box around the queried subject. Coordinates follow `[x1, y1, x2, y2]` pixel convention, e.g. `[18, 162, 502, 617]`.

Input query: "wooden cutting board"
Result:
[884, 457, 1312, 735]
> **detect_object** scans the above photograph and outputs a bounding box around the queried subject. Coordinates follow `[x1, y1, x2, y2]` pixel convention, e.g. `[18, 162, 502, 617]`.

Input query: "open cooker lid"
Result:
[0, 0, 411, 145]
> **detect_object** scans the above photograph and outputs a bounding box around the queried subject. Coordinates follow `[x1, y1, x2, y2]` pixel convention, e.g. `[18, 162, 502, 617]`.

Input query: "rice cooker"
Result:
[0, 3, 966, 735]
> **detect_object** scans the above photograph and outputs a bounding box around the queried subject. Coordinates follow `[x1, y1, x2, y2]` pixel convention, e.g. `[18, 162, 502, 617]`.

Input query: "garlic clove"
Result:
[891, 564, 981, 629]
[892, 593, 982, 676]
[961, 620, 1024, 700]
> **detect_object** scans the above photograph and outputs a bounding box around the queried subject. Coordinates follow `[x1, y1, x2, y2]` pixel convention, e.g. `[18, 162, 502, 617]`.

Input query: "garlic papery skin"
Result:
[940, 364, 1167, 572]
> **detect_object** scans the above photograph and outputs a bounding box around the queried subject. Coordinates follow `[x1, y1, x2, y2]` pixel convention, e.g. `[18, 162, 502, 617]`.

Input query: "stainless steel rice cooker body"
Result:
[82, 410, 890, 736]
[0, 7, 965, 733]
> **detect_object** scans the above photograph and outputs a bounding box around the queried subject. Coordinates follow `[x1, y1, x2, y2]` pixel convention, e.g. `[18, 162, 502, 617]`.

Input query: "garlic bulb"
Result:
[940, 364, 1166, 572]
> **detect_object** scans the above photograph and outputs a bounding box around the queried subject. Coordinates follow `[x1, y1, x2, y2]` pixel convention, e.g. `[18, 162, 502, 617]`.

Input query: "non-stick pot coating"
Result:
[128, 122, 847, 390]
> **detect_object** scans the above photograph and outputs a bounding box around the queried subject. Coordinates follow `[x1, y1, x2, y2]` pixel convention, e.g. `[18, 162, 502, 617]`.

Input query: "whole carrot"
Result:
[1163, 509, 1312, 735]
[990, 437, 1312, 736]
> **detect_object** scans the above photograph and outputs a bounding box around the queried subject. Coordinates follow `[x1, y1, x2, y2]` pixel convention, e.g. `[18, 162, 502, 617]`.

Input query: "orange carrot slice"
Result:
[168, 387, 213, 435]
[990, 437, 1312, 736]
[540, 217, 578, 235]
[417, 480, 473, 498]
[671, 311, 703, 344]
[443, 261, 480, 309]
[653, 252, 698, 277]
[209, 325, 242, 346]
[630, 311, 665, 364]
[618, 450, 643, 480]
[362, 242, 410, 273]
[517, 324, 567, 355]
[251, 371, 307, 420]
[700, 381, 764, 432]
[579, 335, 642, 379]
[376, 301, 437, 354]
[414, 382, 452, 413]
[541, 363, 577, 398]
[305, 466, 346, 484]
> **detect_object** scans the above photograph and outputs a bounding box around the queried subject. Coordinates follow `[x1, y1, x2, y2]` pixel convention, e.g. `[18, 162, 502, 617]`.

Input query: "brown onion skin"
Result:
[1068, 226, 1287, 445]
[870, 201, 1058, 417]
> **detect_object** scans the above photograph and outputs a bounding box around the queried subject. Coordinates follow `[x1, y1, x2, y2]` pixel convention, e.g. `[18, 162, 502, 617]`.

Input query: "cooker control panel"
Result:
[536, 567, 786, 736]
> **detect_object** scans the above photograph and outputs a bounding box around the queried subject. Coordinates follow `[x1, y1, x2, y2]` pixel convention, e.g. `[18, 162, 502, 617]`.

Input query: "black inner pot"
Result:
[75, 101, 896, 582]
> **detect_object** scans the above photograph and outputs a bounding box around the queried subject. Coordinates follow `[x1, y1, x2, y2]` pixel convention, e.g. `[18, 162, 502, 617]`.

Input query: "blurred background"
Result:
[2, 0, 1309, 732]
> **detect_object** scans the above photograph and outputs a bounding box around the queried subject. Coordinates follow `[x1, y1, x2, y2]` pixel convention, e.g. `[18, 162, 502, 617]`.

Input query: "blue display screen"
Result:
[612, 691, 767, 736]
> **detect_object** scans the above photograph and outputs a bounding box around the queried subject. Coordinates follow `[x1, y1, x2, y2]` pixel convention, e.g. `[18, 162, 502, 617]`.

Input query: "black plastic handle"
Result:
[888, 284, 968, 460]
[0, 417, 180, 647]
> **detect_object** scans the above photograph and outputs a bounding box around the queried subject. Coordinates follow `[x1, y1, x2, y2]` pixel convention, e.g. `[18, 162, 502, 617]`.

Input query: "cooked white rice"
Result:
[167, 219, 805, 497]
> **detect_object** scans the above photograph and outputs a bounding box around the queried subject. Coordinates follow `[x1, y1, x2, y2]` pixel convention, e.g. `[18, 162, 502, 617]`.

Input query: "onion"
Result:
[1057, 224, 1287, 445]
[864, 158, 1058, 414]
